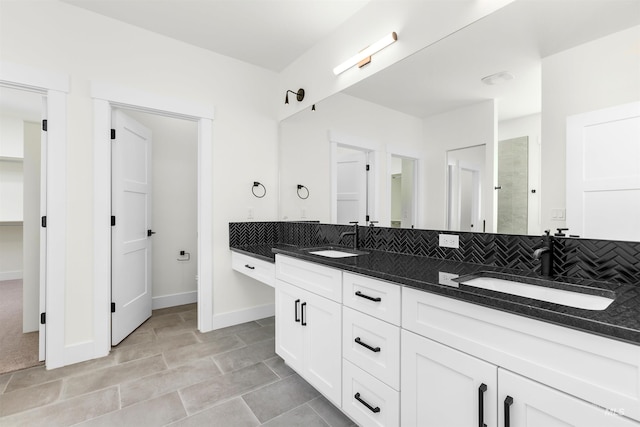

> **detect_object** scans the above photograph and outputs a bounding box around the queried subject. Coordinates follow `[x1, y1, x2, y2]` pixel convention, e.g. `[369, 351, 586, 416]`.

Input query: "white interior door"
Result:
[567, 101, 640, 240]
[38, 97, 47, 361]
[337, 151, 367, 224]
[111, 109, 153, 345]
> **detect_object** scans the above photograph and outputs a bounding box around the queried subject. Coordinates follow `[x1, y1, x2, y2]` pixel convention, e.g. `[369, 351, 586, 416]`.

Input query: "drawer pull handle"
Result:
[301, 302, 307, 326]
[244, 264, 255, 270]
[478, 383, 487, 427]
[355, 337, 380, 353]
[504, 396, 513, 427]
[294, 299, 300, 323]
[355, 291, 381, 302]
[354, 392, 380, 413]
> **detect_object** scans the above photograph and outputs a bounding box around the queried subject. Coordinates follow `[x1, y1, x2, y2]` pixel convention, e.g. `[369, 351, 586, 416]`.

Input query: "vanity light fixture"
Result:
[284, 88, 305, 104]
[333, 32, 398, 75]
[481, 71, 514, 86]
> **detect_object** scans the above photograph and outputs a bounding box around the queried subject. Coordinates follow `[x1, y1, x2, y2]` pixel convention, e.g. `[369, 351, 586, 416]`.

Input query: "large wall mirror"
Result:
[279, 0, 640, 241]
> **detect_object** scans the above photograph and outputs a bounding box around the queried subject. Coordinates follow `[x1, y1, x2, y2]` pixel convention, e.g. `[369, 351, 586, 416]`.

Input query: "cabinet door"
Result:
[275, 280, 304, 373]
[401, 329, 498, 427]
[303, 290, 343, 406]
[498, 369, 640, 427]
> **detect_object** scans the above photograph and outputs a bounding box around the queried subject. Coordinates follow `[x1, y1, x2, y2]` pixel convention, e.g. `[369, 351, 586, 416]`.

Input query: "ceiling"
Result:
[60, 0, 369, 72]
[341, 0, 640, 121]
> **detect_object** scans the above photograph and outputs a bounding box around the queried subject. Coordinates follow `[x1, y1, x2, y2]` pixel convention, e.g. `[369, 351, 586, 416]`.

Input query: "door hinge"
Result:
[365, 164, 370, 171]
[41, 216, 47, 228]
[111, 302, 116, 313]
[42, 119, 48, 131]
[111, 129, 116, 140]
[40, 312, 46, 324]
[111, 216, 116, 226]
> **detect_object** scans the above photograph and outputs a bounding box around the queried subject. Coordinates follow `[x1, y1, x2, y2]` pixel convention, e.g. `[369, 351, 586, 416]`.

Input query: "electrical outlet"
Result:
[439, 233, 459, 249]
[438, 271, 459, 287]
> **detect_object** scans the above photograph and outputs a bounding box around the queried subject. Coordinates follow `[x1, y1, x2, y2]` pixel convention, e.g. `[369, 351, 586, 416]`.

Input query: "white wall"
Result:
[124, 110, 199, 309]
[423, 100, 497, 231]
[1, 1, 279, 352]
[541, 25, 640, 235]
[279, 92, 423, 226]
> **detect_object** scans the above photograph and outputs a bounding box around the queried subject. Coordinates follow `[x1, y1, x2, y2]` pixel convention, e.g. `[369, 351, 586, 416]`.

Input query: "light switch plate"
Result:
[439, 234, 459, 249]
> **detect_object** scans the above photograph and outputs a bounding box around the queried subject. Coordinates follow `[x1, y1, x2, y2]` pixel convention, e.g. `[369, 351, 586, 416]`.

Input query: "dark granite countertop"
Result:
[230, 244, 640, 346]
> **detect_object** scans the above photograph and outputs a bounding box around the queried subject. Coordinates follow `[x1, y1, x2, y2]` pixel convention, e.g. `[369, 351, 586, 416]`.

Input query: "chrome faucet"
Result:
[339, 221, 359, 250]
[533, 230, 554, 277]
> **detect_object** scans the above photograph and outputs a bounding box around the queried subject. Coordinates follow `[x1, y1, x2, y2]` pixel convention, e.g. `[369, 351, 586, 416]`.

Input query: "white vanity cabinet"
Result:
[231, 251, 275, 287]
[498, 369, 640, 427]
[341, 273, 401, 427]
[402, 286, 640, 426]
[275, 255, 342, 406]
[401, 329, 498, 427]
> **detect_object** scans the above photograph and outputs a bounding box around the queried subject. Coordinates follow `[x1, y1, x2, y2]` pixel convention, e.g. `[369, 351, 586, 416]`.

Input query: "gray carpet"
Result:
[0, 280, 41, 374]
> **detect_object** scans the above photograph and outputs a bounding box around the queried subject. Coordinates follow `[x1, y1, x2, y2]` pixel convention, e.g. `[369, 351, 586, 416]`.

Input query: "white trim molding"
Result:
[0, 61, 69, 370]
[92, 81, 215, 363]
[152, 291, 198, 310]
[211, 303, 275, 330]
[0, 271, 23, 281]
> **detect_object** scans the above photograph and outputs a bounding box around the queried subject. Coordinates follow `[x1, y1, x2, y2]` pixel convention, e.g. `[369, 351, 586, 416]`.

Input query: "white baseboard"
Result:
[211, 303, 275, 330]
[152, 291, 197, 310]
[0, 271, 23, 281]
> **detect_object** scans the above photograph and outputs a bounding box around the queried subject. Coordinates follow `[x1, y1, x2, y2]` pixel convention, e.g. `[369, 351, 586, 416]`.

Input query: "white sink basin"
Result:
[459, 276, 614, 310]
[309, 250, 360, 258]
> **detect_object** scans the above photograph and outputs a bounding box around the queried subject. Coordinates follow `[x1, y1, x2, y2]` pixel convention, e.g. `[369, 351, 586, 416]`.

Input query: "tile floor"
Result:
[0, 304, 357, 427]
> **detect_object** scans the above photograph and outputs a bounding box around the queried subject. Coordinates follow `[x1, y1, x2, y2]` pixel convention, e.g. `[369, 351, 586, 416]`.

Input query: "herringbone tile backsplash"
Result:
[229, 222, 640, 287]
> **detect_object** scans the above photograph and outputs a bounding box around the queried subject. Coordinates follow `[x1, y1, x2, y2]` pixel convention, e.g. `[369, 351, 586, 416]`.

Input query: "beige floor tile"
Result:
[163, 334, 245, 368]
[0, 386, 119, 427]
[214, 338, 275, 373]
[0, 372, 11, 394]
[0, 379, 62, 417]
[138, 313, 184, 331]
[115, 327, 157, 348]
[154, 317, 197, 338]
[75, 391, 187, 427]
[167, 397, 259, 427]
[236, 324, 275, 345]
[152, 304, 196, 317]
[114, 331, 198, 364]
[179, 310, 197, 322]
[5, 356, 116, 393]
[120, 357, 221, 407]
[179, 362, 278, 415]
[263, 356, 295, 379]
[196, 321, 262, 343]
[62, 354, 167, 399]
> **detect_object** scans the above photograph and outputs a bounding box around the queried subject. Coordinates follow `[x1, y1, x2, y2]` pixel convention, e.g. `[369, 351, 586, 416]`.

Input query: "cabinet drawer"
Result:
[342, 359, 399, 427]
[343, 306, 400, 390]
[343, 272, 401, 325]
[275, 255, 342, 302]
[231, 251, 275, 287]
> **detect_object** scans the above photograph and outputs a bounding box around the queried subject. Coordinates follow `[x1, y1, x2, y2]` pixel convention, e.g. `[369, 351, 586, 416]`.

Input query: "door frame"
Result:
[329, 131, 380, 225]
[0, 61, 69, 369]
[91, 81, 214, 357]
[386, 146, 422, 229]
